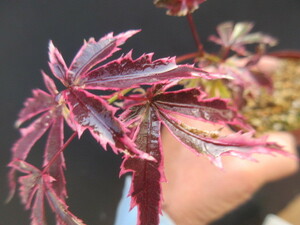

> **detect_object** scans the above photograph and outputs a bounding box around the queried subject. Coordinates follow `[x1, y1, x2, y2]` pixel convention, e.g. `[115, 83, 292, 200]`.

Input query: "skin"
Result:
[161, 120, 299, 225]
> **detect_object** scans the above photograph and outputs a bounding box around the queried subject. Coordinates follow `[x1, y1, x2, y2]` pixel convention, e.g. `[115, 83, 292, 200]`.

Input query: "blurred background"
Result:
[0, 0, 300, 224]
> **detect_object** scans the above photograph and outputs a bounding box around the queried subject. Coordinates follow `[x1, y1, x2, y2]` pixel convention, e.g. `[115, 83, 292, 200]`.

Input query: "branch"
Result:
[43, 131, 78, 174]
[186, 13, 204, 56]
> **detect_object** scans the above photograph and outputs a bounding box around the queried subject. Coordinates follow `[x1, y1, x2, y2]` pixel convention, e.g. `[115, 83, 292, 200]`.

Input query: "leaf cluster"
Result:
[8, 2, 291, 225]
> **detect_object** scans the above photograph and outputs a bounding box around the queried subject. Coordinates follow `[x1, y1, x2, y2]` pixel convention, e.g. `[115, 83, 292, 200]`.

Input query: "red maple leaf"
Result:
[10, 30, 218, 225]
[119, 84, 289, 224]
[9, 160, 84, 225]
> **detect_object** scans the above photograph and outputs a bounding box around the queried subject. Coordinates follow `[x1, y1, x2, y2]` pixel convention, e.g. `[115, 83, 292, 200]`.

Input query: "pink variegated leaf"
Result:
[63, 88, 153, 160]
[15, 89, 55, 127]
[206, 132, 290, 163]
[10, 160, 85, 225]
[48, 41, 68, 85]
[18, 173, 40, 210]
[209, 21, 278, 55]
[8, 113, 54, 201]
[224, 64, 260, 91]
[154, 0, 206, 16]
[81, 52, 225, 90]
[45, 186, 85, 225]
[13, 113, 53, 160]
[153, 88, 235, 122]
[67, 30, 140, 84]
[213, 57, 273, 105]
[63, 88, 124, 150]
[152, 87, 252, 130]
[9, 160, 40, 207]
[9, 160, 47, 225]
[12, 73, 64, 172]
[157, 111, 288, 167]
[120, 104, 147, 126]
[120, 106, 164, 225]
[43, 116, 66, 200]
[10, 90, 66, 202]
[42, 71, 59, 96]
[31, 187, 46, 225]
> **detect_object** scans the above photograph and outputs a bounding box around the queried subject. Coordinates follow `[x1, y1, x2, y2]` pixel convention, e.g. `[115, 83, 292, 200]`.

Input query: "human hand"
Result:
[161, 120, 299, 225]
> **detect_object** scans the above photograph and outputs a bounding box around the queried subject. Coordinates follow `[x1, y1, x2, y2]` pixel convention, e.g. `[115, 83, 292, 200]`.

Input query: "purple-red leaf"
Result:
[10, 160, 85, 225]
[43, 116, 66, 200]
[42, 71, 59, 97]
[67, 30, 140, 84]
[10, 75, 67, 203]
[8, 112, 54, 202]
[63, 88, 153, 160]
[15, 89, 54, 127]
[158, 111, 287, 167]
[45, 187, 85, 225]
[80, 52, 220, 90]
[31, 187, 46, 225]
[120, 106, 164, 225]
[120, 104, 147, 126]
[48, 41, 68, 85]
[9, 160, 47, 225]
[152, 87, 251, 130]
[154, 0, 206, 16]
[13, 113, 53, 161]
[12, 28, 283, 225]
[153, 88, 235, 123]
[10, 160, 40, 207]
[63, 88, 124, 150]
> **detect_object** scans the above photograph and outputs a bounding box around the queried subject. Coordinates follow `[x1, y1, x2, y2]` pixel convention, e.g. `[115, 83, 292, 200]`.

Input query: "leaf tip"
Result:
[48, 40, 57, 58]
[14, 120, 21, 128]
[5, 168, 17, 204]
[209, 156, 223, 168]
[48, 40, 54, 50]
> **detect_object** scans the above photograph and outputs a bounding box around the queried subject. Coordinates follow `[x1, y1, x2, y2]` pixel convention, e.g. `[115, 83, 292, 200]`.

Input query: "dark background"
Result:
[1, 0, 300, 224]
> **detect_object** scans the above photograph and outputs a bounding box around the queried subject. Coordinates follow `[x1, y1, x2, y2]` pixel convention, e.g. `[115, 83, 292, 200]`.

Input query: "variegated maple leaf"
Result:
[53, 30, 216, 156]
[209, 21, 278, 56]
[9, 73, 67, 202]
[154, 0, 206, 16]
[9, 160, 84, 225]
[200, 55, 274, 109]
[120, 107, 164, 225]
[119, 84, 287, 225]
[10, 30, 221, 225]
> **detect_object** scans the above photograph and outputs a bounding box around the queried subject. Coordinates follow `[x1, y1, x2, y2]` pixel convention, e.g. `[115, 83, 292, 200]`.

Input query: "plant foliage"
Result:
[154, 0, 206, 16]
[9, 30, 237, 225]
[8, 2, 293, 225]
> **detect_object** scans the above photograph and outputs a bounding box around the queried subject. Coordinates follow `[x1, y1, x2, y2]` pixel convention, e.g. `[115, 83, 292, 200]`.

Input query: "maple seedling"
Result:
[8, 1, 293, 225]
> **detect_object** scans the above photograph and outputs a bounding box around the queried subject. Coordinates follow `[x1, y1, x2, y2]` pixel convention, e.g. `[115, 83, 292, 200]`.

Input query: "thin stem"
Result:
[176, 51, 200, 63]
[219, 46, 231, 61]
[42, 131, 78, 174]
[108, 88, 133, 104]
[186, 13, 204, 56]
[176, 51, 222, 64]
[268, 50, 300, 59]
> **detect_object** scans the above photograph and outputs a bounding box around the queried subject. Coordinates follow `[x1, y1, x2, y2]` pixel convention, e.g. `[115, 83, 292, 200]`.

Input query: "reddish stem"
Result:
[220, 46, 231, 61]
[176, 51, 200, 63]
[268, 50, 300, 59]
[186, 13, 204, 56]
[119, 95, 148, 102]
[42, 131, 78, 174]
